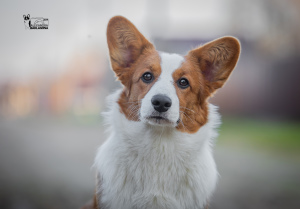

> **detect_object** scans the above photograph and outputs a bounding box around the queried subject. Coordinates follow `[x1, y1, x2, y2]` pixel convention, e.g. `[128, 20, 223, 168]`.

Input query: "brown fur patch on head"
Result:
[117, 48, 161, 121]
[175, 37, 241, 133]
[173, 56, 210, 133]
[107, 16, 162, 121]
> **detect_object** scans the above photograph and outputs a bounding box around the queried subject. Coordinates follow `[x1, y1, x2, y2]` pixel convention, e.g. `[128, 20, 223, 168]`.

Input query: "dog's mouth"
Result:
[146, 115, 174, 126]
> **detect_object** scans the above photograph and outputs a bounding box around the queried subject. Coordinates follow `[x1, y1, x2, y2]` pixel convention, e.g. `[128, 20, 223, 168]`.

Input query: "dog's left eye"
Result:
[177, 78, 190, 89]
[141, 72, 154, 83]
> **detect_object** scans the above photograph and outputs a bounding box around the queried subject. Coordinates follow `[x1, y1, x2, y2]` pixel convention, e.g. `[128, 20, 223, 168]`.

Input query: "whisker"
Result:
[179, 110, 194, 123]
[124, 101, 141, 105]
[128, 104, 141, 120]
[128, 105, 140, 119]
[178, 118, 187, 131]
[180, 106, 195, 114]
[177, 113, 187, 131]
[125, 100, 142, 120]
[127, 105, 137, 116]
[132, 109, 141, 121]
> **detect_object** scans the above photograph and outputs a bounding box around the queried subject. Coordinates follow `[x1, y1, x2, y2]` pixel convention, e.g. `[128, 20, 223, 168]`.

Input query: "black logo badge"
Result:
[23, 14, 49, 29]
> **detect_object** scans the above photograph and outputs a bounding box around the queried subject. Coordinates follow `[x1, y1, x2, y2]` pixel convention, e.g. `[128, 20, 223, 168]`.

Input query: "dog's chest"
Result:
[121, 139, 192, 191]
[98, 132, 212, 209]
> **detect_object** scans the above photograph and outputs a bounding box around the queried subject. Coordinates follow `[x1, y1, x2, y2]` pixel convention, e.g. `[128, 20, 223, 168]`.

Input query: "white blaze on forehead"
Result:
[159, 52, 185, 82]
[153, 52, 184, 95]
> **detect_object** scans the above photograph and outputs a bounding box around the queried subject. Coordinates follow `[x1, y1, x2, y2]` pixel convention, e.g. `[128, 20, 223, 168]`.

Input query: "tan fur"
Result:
[173, 55, 210, 133]
[107, 16, 154, 85]
[175, 37, 241, 133]
[107, 16, 162, 121]
[189, 37, 241, 93]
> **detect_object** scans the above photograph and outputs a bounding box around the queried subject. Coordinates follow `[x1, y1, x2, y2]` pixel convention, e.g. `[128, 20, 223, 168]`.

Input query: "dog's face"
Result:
[107, 16, 240, 133]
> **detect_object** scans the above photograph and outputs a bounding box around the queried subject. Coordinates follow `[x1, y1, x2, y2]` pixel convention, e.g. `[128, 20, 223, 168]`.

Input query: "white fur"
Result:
[94, 52, 220, 209]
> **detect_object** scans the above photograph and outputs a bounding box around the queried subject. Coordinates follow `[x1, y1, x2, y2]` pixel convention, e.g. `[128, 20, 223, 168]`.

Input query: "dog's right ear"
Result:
[107, 16, 154, 81]
[23, 15, 26, 19]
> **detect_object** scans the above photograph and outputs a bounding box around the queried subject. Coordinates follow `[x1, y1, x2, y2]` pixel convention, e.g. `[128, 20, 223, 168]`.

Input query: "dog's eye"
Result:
[177, 78, 189, 89]
[141, 72, 154, 83]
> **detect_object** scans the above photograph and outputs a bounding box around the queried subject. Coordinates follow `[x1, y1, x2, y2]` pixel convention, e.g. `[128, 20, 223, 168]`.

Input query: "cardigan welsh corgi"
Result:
[85, 16, 240, 209]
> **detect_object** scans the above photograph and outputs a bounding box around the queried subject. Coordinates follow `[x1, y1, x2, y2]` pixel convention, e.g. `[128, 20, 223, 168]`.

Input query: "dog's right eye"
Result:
[141, 72, 154, 83]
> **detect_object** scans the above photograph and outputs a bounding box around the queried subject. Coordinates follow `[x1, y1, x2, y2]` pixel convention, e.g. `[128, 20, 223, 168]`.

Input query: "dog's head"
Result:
[107, 16, 240, 133]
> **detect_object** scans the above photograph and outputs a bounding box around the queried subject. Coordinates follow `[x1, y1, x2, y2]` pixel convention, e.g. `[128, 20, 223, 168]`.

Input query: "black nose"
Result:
[151, 94, 172, 113]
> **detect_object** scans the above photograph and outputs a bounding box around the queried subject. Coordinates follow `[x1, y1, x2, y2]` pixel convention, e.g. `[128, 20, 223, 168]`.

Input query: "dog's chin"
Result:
[143, 116, 177, 127]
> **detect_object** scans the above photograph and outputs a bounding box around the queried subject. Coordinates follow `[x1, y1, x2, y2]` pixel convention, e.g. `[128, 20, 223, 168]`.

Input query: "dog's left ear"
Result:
[188, 37, 240, 93]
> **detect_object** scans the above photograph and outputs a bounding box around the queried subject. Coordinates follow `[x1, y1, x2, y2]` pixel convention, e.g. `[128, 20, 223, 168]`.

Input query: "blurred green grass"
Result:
[219, 117, 300, 154]
[28, 114, 300, 155]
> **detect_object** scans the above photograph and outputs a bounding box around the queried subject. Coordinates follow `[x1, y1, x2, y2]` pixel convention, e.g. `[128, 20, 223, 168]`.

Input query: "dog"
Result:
[23, 14, 31, 29]
[83, 16, 240, 209]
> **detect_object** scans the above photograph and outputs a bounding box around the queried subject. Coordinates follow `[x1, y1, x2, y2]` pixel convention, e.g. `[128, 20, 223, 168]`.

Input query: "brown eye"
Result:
[177, 78, 189, 89]
[141, 72, 154, 83]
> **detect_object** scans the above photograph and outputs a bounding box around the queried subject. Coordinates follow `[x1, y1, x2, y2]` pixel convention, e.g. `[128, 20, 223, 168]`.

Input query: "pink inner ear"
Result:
[123, 47, 135, 68]
[202, 60, 216, 82]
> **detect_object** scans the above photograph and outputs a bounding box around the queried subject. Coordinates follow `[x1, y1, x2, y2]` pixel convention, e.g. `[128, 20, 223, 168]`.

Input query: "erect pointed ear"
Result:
[106, 16, 154, 80]
[189, 36, 240, 93]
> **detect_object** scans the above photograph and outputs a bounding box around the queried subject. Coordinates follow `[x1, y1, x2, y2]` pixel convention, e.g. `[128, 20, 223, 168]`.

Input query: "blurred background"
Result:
[0, 0, 300, 208]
